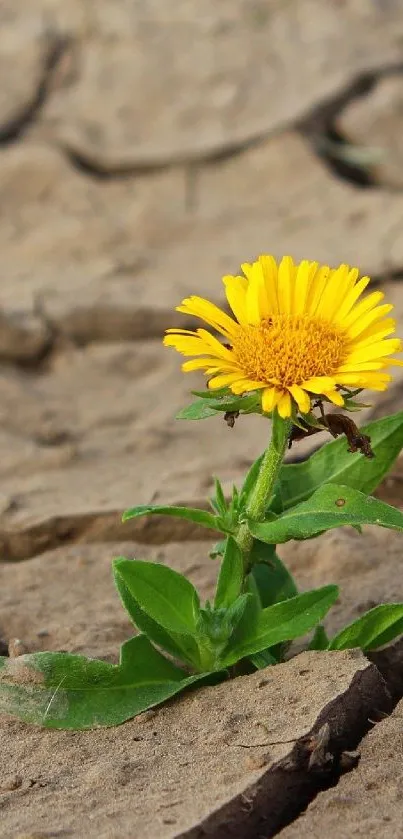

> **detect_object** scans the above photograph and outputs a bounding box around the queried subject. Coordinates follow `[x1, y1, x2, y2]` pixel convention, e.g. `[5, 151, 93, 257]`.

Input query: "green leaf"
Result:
[211, 477, 227, 517]
[191, 387, 230, 399]
[247, 542, 299, 665]
[328, 603, 403, 651]
[114, 570, 201, 667]
[249, 541, 299, 607]
[177, 391, 261, 420]
[0, 635, 217, 729]
[275, 411, 403, 513]
[176, 401, 218, 420]
[205, 393, 261, 414]
[122, 504, 223, 533]
[250, 484, 403, 544]
[214, 537, 244, 609]
[113, 558, 201, 635]
[221, 585, 339, 667]
[309, 625, 329, 651]
[249, 649, 277, 669]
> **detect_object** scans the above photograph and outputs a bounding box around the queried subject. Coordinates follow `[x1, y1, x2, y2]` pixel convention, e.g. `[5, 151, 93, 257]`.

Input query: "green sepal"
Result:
[177, 391, 262, 421]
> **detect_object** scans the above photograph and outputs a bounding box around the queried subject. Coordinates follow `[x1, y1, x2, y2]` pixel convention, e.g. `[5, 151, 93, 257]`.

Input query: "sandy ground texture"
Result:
[2, 1, 403, 837]
[0, 649, 392, 839]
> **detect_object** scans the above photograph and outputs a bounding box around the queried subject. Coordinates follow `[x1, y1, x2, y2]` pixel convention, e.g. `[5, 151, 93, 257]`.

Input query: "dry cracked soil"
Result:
[2, 2, 403, 837]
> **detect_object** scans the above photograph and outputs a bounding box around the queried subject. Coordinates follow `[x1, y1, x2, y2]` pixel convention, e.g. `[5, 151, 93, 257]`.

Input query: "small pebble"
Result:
[8, 639, 28, 658]
[244, 754, 267, 771]
[2, 774, 22, 791]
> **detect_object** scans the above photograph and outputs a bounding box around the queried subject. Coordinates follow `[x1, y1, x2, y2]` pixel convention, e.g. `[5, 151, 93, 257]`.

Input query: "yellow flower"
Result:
[164, 256, 403, 418]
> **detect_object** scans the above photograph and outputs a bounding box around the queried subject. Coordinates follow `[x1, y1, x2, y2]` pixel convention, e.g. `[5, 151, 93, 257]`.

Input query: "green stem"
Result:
[237, 413, 291, 569]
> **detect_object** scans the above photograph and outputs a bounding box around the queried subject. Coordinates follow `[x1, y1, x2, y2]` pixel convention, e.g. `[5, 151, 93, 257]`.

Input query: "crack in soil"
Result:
[0, 503, 218, 562]
[2, 30, 403, 195]
[0, 33, 72, 147]
[178, 662, 395, 838]
[299, 62, 403, 188]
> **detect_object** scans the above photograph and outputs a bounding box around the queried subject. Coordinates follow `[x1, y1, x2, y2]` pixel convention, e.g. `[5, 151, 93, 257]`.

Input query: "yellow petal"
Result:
[346, 338, 402, 364]
[356, 373, 392, 390]
[277, 391, 292, 418]
[208, 373, 245, 389]
[337, 361, 384, 372]
[346, 303, 393, 339]
[292, 260, 316, 316]
[196, 329, 234, 359]
[342, 291, 385, 330]
[262, 387, 282, 413]
[335, 372, 392, 389]
[333, 275, 371, 324]
[308, 265, 330, 316]
[259, 254, 279, 314]
[230, 378, 267, 394]
[288, 384, 311, 413]
[277, 256, 295, 315]
[351, 318, 396, 347]
[223, 275, 248, 325]
[384, 358, 403, 367]
[322, 389, 345, 406]
[182, 357, 221, 372]
[163, 334, 213, 356]
[300, 376, 337, 393]
[176, 296, 237, 338]
[315, 264, 350, 320]
[244, 262, 265, 324]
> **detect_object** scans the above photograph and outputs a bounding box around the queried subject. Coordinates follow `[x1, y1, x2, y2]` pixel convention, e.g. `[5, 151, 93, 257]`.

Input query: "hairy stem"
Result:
[237, 414, 291, 570]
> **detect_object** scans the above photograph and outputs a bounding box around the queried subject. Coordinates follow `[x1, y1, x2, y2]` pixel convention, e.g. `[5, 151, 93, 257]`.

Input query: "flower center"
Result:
[231, 315, 348, 388]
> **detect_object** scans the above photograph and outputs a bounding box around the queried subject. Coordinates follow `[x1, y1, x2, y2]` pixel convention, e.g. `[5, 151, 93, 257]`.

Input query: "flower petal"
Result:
[315, 264, 350, 320]
[262, 387, 282, 413]
[230, 378, 267, 394]
[277, 256, 295, 315]
[346, 338, 402, 364]
[208, 373, 245, 389]
[292, 260, 317, 316]
[308, 265, 330, 316]
[243, 262, 265, 324]
[300, 376, 337, 394]
[346, 303, 393, 339]
[342, 291, 385, 330]
[176, 296, 237, 337]
[277, 391, 292, 418]
[259, 254, 279, 314]
[223, 275, 248, 325]
[288, 384, 311, 413]
[333, 275, 371, 323]
[322, 389, 345, 406]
